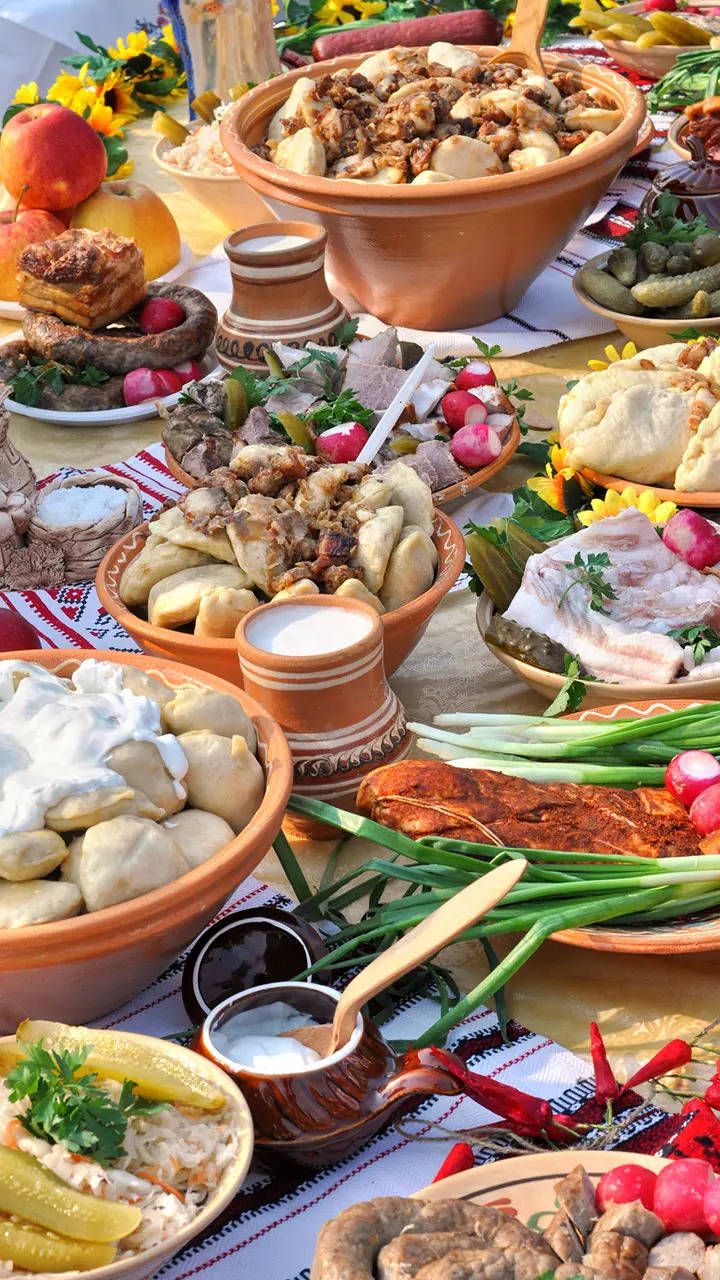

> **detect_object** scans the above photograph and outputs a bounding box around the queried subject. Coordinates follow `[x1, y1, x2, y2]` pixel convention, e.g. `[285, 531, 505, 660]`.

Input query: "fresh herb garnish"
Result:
[228, 363, 287, 408]
[308, 388, 373, 430]
[668, 623, 720, 665]
[558, 551, 618, 614]
[625, 192, 712, 250]
[500, 376, 534, 431]
[5, 1041, 165, 1161]
[517, 437, 552, 467]
[510, 487, 576, 542]
[544, 655, 587, 717]
[8, 359, 109, 408]
[334, 316, 360, 347]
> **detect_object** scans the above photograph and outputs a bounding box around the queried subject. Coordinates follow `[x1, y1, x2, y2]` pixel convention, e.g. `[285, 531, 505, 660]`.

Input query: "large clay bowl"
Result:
[0, 649, 292, 1030]
[96, 511, 465, 683]
[573, 249, 720, 347]
[219, 50, 647, 330]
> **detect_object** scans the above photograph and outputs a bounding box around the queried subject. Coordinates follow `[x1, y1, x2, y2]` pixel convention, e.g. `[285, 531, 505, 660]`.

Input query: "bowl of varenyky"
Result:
[0, 1018, 254, 1280]
[0, 649, 292, 1025]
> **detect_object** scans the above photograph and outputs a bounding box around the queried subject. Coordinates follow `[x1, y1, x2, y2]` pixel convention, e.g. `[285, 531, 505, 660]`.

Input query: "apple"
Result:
[0, 207, 64, 301]
[71, 180, 181, 280]
[0, 608, 41, 651]
[0, 104, 106, 210]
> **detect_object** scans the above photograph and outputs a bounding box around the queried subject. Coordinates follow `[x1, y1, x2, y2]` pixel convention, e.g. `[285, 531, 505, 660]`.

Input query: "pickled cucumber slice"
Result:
[0, 1218, 115, 1274]
[224, 378, 248, 432]
[263, 350, 285, 378]
[0, 1149, 141, 1244]
[389, 436, 419, 454]
[191, 90, 222, 122]
[632, 262, 720, 308]
[636, 30, 667, 46]
[152, 111, 190, 146]
[669, 288, 711, 318]
[15, 1021, 226, 1111]
[274, 410, 315, 451]
[465, 531, 522, 611]
[607, 246, 638, 287]
[229, 82, 252, 100]
[692, 233, 720, 266]
[649, 11, 710, 43]
[576, 264, 643, 315]
[604, 22, 648, 40]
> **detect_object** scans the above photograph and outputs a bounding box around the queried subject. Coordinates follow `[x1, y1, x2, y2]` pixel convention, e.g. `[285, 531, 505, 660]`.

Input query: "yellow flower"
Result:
[160, 23, 179, 53]
[587, 340, 637, 372]
[352, 0, 386, 16]
[314, 0, 356, 23]
[101, 69, 142, 121]
[108, 30, 149, 59]
[527, 467, 568, 512]
[47, 68, 92, 112]
[85, 101, 126, 137]
[11, 81, 39, 105]
[578, 485, 677, 526]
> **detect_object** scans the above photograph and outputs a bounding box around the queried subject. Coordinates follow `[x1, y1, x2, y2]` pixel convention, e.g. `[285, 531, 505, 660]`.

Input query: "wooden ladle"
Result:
[283, 858, 527, 1059]
[486, 0, 548, 75]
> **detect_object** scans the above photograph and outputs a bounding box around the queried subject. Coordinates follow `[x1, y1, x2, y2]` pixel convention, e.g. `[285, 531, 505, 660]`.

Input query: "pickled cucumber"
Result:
[649, 10, 710, 43]
[389, 436, 419, 454]
[465, 532, 522, 611]
[576, 264, 643, 315]
[485, 614, 570, 674]
[504, 520, 547, 568]
[632, 262, 720, 308]
[666, 253, 693, 276]
[639, 242, 668, 274]
[669, 289, 711, 319]
[152, 111, 189, 146]
[0, 1219, 115, 1274]
[275, 410, 315, 451]
[636, 30, 667, 46]
[191, 90, 222, 122]
[0, 1149, 141, 1244]
[692, 233, 720, 266]
[224, 378, 248, 432]
[607, 246, 638, 287]
[263, 350, 285, 378]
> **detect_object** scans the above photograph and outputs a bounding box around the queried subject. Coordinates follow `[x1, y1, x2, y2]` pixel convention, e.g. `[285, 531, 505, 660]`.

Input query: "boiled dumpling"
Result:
[380, 528, 437, 610]
[0, 830, 67, 881]
[148, 565, 250, 629]
[353, 475, 395, 512]
[194, 586, 259, 638]
[178, 732, 264, 833]
[274, 128, 326, 177]
[77, 817, 188, 912]
[45, 786, 163, 832]
[163, 686, 257, 751]
[119, 540, 213, 608]
[563, 99, 623, 134]
[60, 836, 84, 892]
[267, 76, 316, 139]
[427, 41, 480, 73]
[675, 402, 720, 492]
[430, 136, 503, 179]
[411, 171, 453, 185]
[0, 879, 82, 928]
[114, 665, 174, 710]
[382, 462, 435, 537]
[334, 578, 385, 613]
[148, 507, 237, 565]
[162, 810, 235, 868]
[106, 741, 186, 818]
[352, 505, 404, 594]
[273, 579, 319, 601]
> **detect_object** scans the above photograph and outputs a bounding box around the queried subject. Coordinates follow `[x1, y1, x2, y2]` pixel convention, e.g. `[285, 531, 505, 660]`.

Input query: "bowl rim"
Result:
[572, 247, 720, 328]
[219, 47, 647, 204]
[153, 134, 243, 184]
[0, 649, 293, 963]
[0, 1025, 254, 1280]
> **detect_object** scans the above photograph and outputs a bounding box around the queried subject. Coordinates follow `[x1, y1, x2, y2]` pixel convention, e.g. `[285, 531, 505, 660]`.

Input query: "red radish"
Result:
[455, 360, 497, 392]
[316, 420, 369, 463]
[441, 390, 481, 431]
[451, 422, 502, 469]
[663, 509, 720, 570]
[468, 385, 504, 407]
[138, 297, 185, 334]
[597, 1165, 657, 1213]
[153, 369, 183, 395]
[704, 1179, 720, 1234]
[654, 1159, 713, 1233]
[666, 751, 720, 808]
[173, 360, 203, 386]
[0, 608, 41, 651]
[643, 0, 676, 10]
[123, 367, 172, 406]
[690, 781, 720, 836]
[486, 412, 513, 435]
[465, 402, 488, 426]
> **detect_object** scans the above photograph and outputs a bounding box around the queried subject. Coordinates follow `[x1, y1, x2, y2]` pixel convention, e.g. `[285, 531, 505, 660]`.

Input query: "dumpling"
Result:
[273, 579, 319, 601]
[77, 817, 188, 912]
[148, 565, 250, 629]
[430, 136, 503, 179]
[148, 506, 237, 565]
[163, 686, 257, 750]
[194, 586, 259, 638]
[0, 830, 67, 881]
[267, 76, 316, 139]
[334, 578, 385, 613]
[380, 528, 437, 610]
[178, 732, 265, 833]
[162, 810, 235, 868]
[352, 505, 404, 594]
[382, 462, 435, 536]
[119, 540, 213, 607]
[411, 171, 453, 185]
[274, 129, 326, 177]
[0, 879, 82, 929]
[106, 741, 186, 817]
[353, 475, 395, 512]
[675, 402, 720, 491]
[427, 42, 480, 73]
[45, 786, 163, 832]
[60, 836, 84, 891]
[563, 98, 623, 134]
[118, 666, 174, 710]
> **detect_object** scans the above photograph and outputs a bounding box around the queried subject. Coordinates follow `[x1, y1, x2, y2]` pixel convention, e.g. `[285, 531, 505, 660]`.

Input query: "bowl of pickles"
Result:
[570, 0, 714, 80]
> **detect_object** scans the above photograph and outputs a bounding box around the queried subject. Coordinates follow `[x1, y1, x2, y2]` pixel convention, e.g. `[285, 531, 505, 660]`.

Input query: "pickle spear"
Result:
[0, 1149, 141, 1243]
[0, 1218, 115, 1273]
[152, 110, 190, 146]
[15, 1021, 226, 1111]
[274, 410, 315, 452]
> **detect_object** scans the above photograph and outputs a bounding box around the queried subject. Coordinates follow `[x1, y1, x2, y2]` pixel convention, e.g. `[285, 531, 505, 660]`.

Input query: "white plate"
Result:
[0, 240, 195, 321]
[7, 350, 222, 427]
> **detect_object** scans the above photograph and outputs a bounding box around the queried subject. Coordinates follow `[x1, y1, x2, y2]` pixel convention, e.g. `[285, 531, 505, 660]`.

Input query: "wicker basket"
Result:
[28, 473, 143, 583]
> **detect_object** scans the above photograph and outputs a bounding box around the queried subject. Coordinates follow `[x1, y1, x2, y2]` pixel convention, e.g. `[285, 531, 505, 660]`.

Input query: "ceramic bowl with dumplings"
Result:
[96, 511, 465, 683]
[219, 50, 647, 329]
[0, 650, 292, 1030]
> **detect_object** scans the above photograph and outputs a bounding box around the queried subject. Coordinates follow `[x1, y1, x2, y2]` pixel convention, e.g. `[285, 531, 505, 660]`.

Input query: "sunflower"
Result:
[108, 31, 149, 59]
[47, 68, 93, 112]
[526, 442, 594, 513]
[314, 0, 358, 23]
[577, 485, 677, 526]
[587, 340, 638, 372]
[160, 23, 179, 53]
[11, 81, 40, 105]
[351, 0, 387, 16]
[101, 69, 142, 122]
[85, 101, 127, 137]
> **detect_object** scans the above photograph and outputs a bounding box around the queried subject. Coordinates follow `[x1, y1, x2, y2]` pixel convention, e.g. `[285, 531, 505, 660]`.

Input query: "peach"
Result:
[71, 180, 181, 280]
[0, 207, 65, 300]
[0, 104, 107, 210]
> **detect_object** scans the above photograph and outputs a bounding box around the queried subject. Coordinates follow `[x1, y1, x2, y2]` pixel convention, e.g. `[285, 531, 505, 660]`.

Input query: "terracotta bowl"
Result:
[219, 50, 647, 330]
[96, 511, 465, 683]
[667, 113, 693, 161]
[0, 649, 292, 1030]
[572, 248, 720, 347]
[153, 136, 271, 229]
[0, 1027, 255, 1280]
[581, 464, 720, 509]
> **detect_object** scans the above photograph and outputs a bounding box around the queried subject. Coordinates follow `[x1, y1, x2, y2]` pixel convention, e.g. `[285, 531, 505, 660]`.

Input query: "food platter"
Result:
[416, 1150, 667, 1208]
[581, 465, 720, 509]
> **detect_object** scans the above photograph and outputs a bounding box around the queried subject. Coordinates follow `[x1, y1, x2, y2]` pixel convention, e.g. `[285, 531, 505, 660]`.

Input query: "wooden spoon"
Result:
[283, 859, 527, 1059]
[486, 0, 548, 74]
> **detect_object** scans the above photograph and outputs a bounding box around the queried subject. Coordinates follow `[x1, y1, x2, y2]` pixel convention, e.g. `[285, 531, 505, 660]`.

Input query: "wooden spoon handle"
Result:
[329, 859, 527, 1053]
[487, 0, 548, 73]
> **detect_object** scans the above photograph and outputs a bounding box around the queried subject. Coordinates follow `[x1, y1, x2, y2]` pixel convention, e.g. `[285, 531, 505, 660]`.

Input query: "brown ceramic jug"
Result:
[196, 980, 464, 1167]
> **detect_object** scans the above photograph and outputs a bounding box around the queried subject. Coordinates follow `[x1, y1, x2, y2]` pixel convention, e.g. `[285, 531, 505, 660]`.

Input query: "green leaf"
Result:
[544, 656, 587, 718]
[558, 551, 618, 614]
[75, 30, 108, 55]
[510, 486, 575, 542]
[668, 623, 720, 665]
[473, 337, 503, 359]
[625, 192, 712, 250]
[334, 316, 360, 347]
[2, 101, 40, 128]
[517, 438, 551, 467]
[229, 363, 267, 409]
[101, 134, 129, 178]
[309, 387, 372, 430]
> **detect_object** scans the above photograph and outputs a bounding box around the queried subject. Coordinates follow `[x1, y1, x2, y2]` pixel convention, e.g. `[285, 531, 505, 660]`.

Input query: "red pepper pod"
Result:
[430, 1047, 554, 1137]
[624, 1039, 692, 1092]
[590, 1021, 620, 1102]
[432, 1142, 475, 1183]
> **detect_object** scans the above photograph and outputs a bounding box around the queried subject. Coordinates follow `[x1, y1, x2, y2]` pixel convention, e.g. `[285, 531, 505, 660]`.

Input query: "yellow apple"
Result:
[70, 180, 181, 280]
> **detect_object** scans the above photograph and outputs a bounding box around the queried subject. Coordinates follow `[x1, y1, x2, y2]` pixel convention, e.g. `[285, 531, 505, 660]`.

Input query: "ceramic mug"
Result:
[196, 980, 464, 1167]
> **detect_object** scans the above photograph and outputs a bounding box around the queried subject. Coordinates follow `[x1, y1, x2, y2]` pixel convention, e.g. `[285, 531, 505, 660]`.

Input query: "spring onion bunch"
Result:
[409, 703, 720, 787]
[286, 794, 720, 1045]
[648, 49, 720, 112]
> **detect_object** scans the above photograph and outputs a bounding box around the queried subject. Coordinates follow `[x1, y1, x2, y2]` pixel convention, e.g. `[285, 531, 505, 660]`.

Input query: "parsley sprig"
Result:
[558, 551, 618, 615]
[8, 358, 109, 408]
[625, 192, 712, 250]
[308, 388, 372, 430]
[668, 623, 720, 666]
[544, 655, 587, 718]
[5, 1041, 165, 1162]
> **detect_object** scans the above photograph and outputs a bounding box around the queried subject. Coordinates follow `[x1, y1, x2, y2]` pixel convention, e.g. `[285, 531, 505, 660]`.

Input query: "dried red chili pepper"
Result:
[430, 1048, 553, 1137]
[705, 1080, 720, 1110]
[590, 1022, 620, 1102]
[624, 1040, 692, 1092]
[432, 1142, 475, 1183]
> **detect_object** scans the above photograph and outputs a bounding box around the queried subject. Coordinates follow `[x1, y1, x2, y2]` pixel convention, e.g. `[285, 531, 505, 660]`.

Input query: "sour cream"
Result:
[241, 234, 309, 254]
[0, 659, 187, 835]
[211, 1000, 321, 1073]
[246, 603, 373, 657]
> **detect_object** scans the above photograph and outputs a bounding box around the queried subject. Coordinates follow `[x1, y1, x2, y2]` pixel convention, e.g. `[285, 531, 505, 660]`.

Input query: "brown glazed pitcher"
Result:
[196, 981, 464, 1167]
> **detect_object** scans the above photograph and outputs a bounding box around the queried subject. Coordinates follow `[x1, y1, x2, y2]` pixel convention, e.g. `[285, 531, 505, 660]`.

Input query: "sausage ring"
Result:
[22, 284, 218, 375]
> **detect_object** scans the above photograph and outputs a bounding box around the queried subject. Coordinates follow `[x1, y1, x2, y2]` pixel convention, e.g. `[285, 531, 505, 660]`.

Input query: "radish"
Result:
[597, 1165, 657, 1213]
[455, 360, 497, 391]
[0, 607, 41, 651]
[316, 420, 369, 463]
[654, 1159, 713, 1233]
[153, 369, 183, 396]
[643, 0, 676, 10]
[124, 367, 177, 406]
[138, 297, 185, 334]
[451, 422, 502, 469]
[173, 360, 203, 386]
[689, 781, 720, 836]
[486, 412, 513, 436]
[441, 390, 482, 431]
[666, 751, 720, 808]
[662, 509, 720, 570]
[704, 1179, 720, 1235]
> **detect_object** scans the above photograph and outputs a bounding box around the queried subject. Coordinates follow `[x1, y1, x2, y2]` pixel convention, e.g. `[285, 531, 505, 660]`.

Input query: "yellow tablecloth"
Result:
[7, 118, 717, 1076]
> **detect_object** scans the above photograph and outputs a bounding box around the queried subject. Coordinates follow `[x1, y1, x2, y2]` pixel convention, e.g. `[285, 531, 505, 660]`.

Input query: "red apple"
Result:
[138, 297, 185, 334]
[0, 608, 41, 651]
[0, 207, 64, 301]
[0, 104, 107, 211]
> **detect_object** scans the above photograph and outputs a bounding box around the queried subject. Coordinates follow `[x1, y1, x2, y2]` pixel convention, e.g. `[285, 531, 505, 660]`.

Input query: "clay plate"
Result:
[581, 463, 720, 509]
[572, 249, 720, 349]
[415, 1150, 667, 1209]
